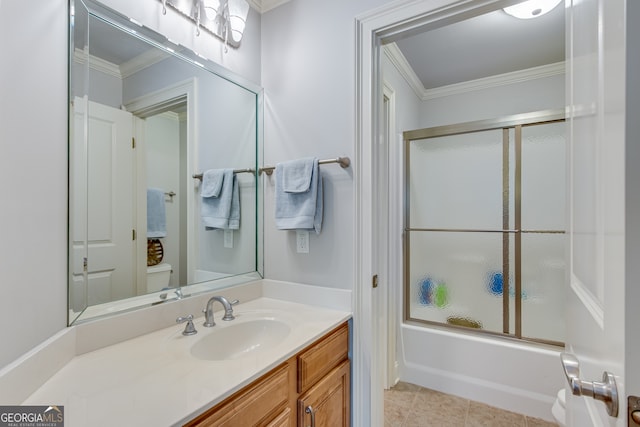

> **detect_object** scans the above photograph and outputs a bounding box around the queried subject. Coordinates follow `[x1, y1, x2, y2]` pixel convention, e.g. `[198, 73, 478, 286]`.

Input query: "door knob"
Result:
[560, 352, 618, 417]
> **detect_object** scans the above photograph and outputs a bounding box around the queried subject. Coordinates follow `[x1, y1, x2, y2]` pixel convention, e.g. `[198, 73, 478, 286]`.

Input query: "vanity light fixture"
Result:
[503, 0, 562, 19]
[160, 0, 250, 50]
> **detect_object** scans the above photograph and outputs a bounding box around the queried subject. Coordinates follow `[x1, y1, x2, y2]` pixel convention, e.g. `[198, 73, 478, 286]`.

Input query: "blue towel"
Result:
[201, 169, 240, 230]
[275, 158, 323, 234]
[282, 157, 314, 193]
[201, 169, 225, 197]
[147, 188, 167, 238]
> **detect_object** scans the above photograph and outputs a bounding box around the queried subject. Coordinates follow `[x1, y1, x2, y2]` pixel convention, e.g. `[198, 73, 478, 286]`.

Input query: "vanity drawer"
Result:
[297, 323, 349, 393]
[186, 363, 290, 427]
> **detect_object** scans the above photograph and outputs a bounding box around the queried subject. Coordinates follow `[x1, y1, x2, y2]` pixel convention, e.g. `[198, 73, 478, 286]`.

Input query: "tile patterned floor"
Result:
[384, 382, 558, 427]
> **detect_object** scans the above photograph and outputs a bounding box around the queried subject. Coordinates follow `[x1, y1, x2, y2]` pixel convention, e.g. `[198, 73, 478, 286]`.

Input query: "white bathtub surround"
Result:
[23, 298, 351, 426]
[399, 323, 564, 421]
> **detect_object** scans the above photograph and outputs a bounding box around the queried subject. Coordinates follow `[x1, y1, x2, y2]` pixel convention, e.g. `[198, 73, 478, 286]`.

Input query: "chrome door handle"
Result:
[560, 352, 618, 417]
[305, 405, 316, 427]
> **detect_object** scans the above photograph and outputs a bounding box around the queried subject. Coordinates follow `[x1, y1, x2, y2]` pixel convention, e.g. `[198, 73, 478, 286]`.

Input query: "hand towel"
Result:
[275, 158, 323, 234]
[282, 157, 315, 193]
[201, 169, 240, 230]
[147, 188, 167, 238]
[201, 169, 225, 197]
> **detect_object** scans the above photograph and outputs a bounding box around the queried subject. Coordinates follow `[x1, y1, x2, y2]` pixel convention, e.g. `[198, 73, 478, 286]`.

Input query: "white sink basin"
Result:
[190, 319, 291, 361]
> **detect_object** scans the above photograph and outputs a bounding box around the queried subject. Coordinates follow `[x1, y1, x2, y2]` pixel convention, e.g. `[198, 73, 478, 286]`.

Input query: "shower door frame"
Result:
[403, 108, 565, 346]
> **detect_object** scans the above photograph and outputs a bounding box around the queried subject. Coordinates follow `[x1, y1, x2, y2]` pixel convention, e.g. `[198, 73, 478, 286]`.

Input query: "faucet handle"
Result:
[176, 314, 197, 336]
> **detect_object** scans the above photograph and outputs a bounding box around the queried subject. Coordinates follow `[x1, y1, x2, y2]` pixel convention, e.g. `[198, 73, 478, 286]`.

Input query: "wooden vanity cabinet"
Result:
[297, 360, 350, 427]
[296, 323, 350, 427]
[185, 322, 350, 427]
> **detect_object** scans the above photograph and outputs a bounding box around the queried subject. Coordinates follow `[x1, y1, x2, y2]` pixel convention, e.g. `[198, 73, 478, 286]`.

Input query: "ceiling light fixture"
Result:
[503, 0, 563, 19]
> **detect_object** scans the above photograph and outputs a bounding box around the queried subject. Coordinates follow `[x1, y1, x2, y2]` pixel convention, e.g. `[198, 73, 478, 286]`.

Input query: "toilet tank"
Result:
[147, 263, 172, 293]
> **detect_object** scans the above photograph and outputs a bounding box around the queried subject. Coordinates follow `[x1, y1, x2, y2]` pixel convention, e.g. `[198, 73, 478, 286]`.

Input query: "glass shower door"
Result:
[404, 114, 565, 345]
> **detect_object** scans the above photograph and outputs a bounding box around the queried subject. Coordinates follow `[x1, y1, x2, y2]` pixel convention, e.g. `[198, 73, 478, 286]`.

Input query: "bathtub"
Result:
[398, 323, 564, 421]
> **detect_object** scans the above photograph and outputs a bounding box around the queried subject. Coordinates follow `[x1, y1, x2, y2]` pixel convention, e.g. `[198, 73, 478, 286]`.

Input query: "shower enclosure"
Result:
[404, 110, 566, 346]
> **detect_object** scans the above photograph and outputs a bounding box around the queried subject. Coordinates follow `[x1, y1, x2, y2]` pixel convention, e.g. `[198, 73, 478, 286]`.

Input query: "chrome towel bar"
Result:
[259, 156, 351, 176]
[192, 168, 256, 181]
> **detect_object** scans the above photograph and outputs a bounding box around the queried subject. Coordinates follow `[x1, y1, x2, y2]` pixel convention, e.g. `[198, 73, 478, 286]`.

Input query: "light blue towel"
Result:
[275, 158, 323, 234]
[283, 157, 314, 193]
[147, 188, 167, 238]
[201, 169, 225, 197]
[201, 169, 240, 230]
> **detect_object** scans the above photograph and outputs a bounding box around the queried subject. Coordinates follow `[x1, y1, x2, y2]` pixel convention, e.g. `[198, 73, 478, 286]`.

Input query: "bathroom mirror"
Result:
[69, 0, 262, 324]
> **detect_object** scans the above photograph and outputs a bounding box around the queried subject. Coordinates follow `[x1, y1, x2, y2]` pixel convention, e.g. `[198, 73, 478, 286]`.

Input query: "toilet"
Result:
[147, 263, 172, 293]
[552, 388, 566, 426]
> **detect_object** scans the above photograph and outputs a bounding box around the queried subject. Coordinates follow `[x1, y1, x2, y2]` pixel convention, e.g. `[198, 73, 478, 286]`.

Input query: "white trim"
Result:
[424, 61, 565, 99]
[119, 49, 171, 79]
[255, 0, 291, 13]
[383, 42, 565, 100]
[74, 48, 121, 78]
[382, 81, 399, 389]
[73, 47, 171, 80]
[383, 43, 425, 100]
[570, 273, 605, 330]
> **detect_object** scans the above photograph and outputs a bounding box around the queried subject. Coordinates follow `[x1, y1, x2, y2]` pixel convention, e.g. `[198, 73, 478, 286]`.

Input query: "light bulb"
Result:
[227, 0, 249, 42]
[203, 0, 221, 21]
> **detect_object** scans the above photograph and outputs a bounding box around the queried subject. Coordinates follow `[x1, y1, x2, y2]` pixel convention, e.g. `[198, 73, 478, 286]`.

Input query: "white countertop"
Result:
[24, 297, 351, 426]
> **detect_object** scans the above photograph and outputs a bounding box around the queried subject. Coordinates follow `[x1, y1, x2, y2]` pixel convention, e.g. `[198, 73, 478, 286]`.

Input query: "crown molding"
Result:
[424, 61, 566, 100]
[383, 43, 425, 100]
[74, 48, 121, 78]
[252, 0, 291, 14]
[73, 48, 171, 80]
[119, 49, 171, 78]
[383, 42, 565, 101]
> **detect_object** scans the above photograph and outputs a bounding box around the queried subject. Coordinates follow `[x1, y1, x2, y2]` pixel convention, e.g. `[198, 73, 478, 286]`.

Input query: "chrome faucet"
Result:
[203, 296, 239, 327]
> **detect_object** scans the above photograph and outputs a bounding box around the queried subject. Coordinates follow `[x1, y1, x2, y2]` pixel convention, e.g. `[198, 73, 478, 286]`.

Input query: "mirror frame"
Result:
[68, 0, 264, 325]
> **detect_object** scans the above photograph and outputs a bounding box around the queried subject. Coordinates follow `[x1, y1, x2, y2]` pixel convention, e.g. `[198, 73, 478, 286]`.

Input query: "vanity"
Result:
[22, 285, 351, 426]
[186, 320, 349, 426]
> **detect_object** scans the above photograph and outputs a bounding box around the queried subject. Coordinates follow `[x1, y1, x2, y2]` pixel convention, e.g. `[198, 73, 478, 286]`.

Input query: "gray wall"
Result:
[0, 0, 68, 369]
[260, 0, 391, 288]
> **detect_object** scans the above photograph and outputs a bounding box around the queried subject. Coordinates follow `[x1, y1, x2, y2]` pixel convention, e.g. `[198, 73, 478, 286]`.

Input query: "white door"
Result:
[72, 99, 136, 306]
[564, 0, 634, 424]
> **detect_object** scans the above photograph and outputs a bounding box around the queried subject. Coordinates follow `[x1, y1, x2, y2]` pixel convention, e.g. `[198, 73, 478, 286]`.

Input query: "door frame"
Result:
[125, 78, 198, 290]
[354, 1, 531, 425]
[382, 80, 399, 389]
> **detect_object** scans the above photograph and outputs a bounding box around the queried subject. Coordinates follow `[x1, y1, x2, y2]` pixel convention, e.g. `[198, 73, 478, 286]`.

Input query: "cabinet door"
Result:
[297, 360, 350, 427]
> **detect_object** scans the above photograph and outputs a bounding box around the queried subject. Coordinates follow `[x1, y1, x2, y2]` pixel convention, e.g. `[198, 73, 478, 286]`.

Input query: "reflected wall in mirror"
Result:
[69, 0, 262, 324]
